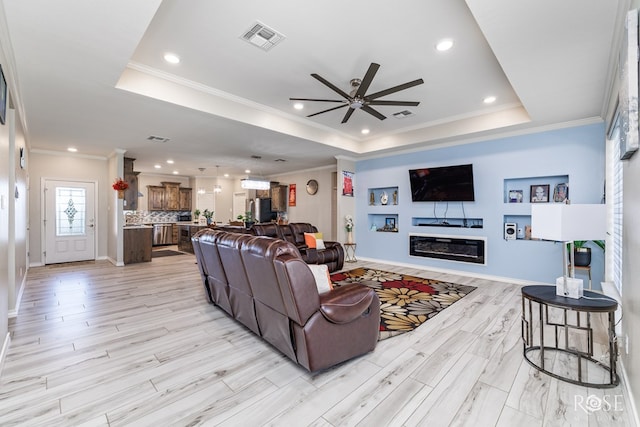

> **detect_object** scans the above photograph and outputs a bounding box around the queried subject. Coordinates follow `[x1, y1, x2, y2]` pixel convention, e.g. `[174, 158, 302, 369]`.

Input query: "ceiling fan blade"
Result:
[354, 63, 380, 98]
[289, 98, 346, 103]
[311, 74, 351, 100]
[362, 105, 387, 121]
[341, 107, 356, 124]
[307, 104, 348, 118]
[365, 78, 424, 100]
[367, 100, 420, 106]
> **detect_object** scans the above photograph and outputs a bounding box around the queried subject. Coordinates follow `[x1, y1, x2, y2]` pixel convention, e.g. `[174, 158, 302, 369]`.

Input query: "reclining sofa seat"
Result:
[192, 228, 380, 372]
[251, 222, 344, 272]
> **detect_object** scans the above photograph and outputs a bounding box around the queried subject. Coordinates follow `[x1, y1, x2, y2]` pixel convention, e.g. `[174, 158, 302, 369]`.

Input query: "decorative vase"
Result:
[206, 218, 212, 225]
[117, 190, 125, 199]
[347, 230, 353, 244]
[573, 247, 591, 267]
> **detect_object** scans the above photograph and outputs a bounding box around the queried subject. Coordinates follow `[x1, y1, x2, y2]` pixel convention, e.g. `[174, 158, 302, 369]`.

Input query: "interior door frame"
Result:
[41, 177, 99, 264]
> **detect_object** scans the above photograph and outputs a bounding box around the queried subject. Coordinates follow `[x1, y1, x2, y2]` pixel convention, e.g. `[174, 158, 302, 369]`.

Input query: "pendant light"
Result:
[213, 165, 222, 193]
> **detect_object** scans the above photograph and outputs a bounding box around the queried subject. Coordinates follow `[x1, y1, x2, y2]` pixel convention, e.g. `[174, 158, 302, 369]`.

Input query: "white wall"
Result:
[269, 165, 336, 238]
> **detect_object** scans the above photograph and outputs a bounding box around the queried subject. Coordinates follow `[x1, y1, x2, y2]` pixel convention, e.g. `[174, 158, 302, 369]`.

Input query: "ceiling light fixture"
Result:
[164, 53, 180, 64]
[361, 128, 370, 135]
[294, 103, 304, 110]
[241, 177, 270, 190]
[67, 147, 78, 152]
[167, 159, 174, 164]
[173, 170, 179, 175]
[436, 39, 454, 51]
[483, 96, 497, 104]
[197, 168, 206, 194]
[154, 164, 161, 169]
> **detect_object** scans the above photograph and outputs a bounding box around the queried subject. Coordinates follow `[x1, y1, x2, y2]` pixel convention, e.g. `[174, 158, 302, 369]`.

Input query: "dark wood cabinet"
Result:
[163, 182, 180, 210]
[271, 184, 288, 212]
[179, 188, 192, 211]
[124, 227, 152, 264]
[148, 186, 165, 211]
[123, 157, 139, 210]
[147, 183, 191, 211]
[178, 224, 207, 253]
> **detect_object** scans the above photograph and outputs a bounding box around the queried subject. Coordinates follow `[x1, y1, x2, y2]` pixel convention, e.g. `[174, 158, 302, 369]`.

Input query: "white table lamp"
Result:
[531, 204, 606, 298]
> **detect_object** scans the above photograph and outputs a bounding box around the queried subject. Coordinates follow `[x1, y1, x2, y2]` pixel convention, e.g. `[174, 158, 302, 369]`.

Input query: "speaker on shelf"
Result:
[504, 222, 517, 240]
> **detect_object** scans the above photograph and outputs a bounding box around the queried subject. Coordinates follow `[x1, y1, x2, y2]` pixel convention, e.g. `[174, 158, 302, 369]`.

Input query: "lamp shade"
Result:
[531, 204, 606, 242]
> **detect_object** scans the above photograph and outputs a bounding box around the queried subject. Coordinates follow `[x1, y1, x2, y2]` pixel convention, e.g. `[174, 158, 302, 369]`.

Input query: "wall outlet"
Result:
[625, 334, 629, 354]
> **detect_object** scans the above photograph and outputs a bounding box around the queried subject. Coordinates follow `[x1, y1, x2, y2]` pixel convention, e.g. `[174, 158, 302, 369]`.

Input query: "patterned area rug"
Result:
[330, 268, 476, 341]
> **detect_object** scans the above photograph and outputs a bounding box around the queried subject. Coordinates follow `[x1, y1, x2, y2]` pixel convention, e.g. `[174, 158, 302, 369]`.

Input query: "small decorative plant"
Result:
[345, 214, 354, 232]
[194, 209, 201, 220]
[203, 209, 214, 224]
[112, 178, 129, 191]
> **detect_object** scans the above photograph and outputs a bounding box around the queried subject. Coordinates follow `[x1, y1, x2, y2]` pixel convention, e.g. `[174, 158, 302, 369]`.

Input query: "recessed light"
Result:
[67, 147, 78, 152]
[245, 169, 251, 174]
[164, 53, 180, 64]
[436, 39, 454, 52]
[361, 128, 370, 135]
[154, 164, 161, 169]
[224, 173, 229, 178]
[294, 103, 304, 110]
[483, 96, 497, 104]
[166, 159, 174, 164]
[173, 170, 179, 175]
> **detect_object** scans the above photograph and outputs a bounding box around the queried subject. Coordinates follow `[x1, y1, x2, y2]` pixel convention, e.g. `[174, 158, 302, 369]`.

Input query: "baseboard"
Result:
[356, 256, 549, 287]
[107, 256, 124, 267]
[618, 358, 640, 427]
[29, 261, 43, 267]
[8, 270, 28, 318]
[0, 332, 10, 378]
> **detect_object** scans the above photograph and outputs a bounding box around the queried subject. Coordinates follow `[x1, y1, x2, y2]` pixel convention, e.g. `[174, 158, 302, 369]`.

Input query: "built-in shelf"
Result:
[411, 217, 483, 229]
[368, 186, 399, 206]
[368, 213, 398, 232]
[503, 174, 569, 204]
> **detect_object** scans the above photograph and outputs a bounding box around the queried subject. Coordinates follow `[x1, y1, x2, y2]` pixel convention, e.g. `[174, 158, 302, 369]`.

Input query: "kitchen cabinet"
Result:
[271, 184, 288, 212]
[179, 188, 192, 211]
[123, 157, 139, 210]
[172, 223, 179, 244]
[147, 183, 191, 211]
[163, 182, 180, 210]
[124, 226, 152, 264]
[148, 186, 165, 211]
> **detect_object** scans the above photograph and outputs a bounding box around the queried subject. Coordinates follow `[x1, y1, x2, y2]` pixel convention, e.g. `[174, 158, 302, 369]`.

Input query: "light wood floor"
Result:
[1, 251, 634, 426]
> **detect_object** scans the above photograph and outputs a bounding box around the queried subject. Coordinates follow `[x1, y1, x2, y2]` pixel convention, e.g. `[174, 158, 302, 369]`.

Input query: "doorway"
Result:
[43, 179, 96, 264]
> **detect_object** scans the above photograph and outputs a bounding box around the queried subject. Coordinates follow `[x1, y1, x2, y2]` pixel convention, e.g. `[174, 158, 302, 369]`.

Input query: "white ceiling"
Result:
[1, 0, 628, 178]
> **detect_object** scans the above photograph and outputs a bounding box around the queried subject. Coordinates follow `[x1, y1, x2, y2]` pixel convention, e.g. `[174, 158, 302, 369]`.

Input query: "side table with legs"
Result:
[344, 243, 357, 262]
[521, 285, 618, 388]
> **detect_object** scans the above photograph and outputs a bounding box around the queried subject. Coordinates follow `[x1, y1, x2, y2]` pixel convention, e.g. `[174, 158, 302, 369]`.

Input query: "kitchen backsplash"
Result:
[124, 210, 191, 224]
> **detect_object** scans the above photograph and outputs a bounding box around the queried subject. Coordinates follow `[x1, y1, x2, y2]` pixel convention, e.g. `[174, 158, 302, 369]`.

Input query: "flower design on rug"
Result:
[331, 268, 476, 341]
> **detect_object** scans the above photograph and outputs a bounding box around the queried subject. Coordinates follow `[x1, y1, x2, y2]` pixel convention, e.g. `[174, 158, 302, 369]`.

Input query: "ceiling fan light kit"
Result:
[290, 62, 424, 124]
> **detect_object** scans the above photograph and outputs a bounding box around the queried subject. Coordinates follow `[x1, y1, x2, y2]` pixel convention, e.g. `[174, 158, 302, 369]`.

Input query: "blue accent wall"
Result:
[355, 122, 606, 286]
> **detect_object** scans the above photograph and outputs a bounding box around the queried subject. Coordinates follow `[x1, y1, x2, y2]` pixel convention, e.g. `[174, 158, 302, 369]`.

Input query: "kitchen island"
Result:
[177, 223, 209, 253]
[124, 225, 153, 264]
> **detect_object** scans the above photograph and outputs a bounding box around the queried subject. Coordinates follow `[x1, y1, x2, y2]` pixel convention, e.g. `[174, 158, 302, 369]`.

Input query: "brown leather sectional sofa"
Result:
[191, 228, 380, 372]
[216, 222, 345, 272]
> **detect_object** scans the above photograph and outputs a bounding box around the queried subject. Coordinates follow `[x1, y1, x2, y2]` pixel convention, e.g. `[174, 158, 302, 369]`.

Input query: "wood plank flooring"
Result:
[0, 251, 634, 426]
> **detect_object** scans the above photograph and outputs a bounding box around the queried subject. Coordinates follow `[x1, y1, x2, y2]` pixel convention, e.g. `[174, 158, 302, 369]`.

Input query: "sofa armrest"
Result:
[319, 283, 375, 324]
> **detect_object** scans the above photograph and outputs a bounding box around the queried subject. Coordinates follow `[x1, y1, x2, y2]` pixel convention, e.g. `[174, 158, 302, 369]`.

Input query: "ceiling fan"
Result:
[290, 62, 424, 124]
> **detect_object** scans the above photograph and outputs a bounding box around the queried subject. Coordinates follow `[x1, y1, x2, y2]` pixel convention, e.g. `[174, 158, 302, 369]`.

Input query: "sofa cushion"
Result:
[304, 232, 326, 250]
[307, 264, 333, 294]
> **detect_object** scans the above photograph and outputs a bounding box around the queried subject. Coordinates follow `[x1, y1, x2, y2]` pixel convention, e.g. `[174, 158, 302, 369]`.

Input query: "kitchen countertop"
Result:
[123, 225, 153, 229]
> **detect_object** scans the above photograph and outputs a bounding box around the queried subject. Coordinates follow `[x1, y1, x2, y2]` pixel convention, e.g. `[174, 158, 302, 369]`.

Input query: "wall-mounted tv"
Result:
[409, 164, 475, 202]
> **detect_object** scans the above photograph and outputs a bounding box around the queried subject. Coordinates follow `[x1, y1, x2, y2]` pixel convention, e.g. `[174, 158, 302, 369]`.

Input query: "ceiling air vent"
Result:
[241, 21, 285, 51]
[147, 135, 170, 143]
[392, 110, 414, 119]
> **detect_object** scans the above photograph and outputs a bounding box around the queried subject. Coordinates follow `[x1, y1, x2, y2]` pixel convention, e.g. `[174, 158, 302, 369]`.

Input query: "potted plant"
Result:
[193, 209, 201, 222]
[571, 240, 605, 267]
[237, 211, 254, 229]
[203, 209, 214, 225]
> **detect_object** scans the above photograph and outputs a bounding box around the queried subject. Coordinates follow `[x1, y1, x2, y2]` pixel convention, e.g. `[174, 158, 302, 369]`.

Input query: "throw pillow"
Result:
[308, 264, 333, 294]
[303, 232, 326, 250]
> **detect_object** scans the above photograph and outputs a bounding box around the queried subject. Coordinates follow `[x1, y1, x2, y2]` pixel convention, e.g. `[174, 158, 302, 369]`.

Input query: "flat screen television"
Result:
[409, 164, 475, 202]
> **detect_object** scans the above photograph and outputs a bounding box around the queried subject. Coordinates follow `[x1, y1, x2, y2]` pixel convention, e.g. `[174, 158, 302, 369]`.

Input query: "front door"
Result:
[44, 179, 96, 264]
